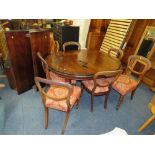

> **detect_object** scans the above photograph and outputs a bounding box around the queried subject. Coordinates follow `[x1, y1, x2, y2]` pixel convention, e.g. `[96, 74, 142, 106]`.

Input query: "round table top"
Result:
[46, 49, 121, 80]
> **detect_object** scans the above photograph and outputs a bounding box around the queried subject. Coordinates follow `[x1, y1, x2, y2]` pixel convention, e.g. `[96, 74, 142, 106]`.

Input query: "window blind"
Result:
[100, 19, 133, 56]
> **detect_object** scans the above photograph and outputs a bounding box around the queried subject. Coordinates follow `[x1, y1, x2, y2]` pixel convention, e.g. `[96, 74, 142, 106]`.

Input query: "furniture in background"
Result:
[37, 52, 66, 82]
[112, 55, 151, 110]
[63, 41, 81, 51]
[81, 70, 122, 112]
[86, 19, 110, 50]
[5, 30, 34, 94]
[134, 26, 155, 90]
[45, 49, 121, 81]
[52, 23, 79, 50]
[138, 94, 155, 132]
[35, 77, 81, 134]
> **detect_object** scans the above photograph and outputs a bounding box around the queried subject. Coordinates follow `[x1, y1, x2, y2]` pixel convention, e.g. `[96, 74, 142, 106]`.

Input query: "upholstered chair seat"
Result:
[112, 55, 151, 110]
[35, 77, 81, 134]
[81, 70, 122, 112]
[82, 78, 113, 94]
[112, 74, 138, 96]
[45, 85, 81, 112]
[49, 72, 66, 82]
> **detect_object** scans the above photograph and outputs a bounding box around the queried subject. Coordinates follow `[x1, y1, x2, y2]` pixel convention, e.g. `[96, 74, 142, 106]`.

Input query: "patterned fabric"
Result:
[50, 71, 76, 84]
[82, 78, 113, 93]
[49, 71, 66, 82]
[112, 74, 138, 95]
[45, 85, 81, 112]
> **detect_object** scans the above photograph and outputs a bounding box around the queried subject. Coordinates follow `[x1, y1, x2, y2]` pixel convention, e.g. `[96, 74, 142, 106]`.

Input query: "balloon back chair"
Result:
[81, 70, 123, 112]
[35, 77, 81, 134]
[37, 52, 66, 82]
[63, 41, 81, 52]
[108, 47, 124, 60]
[62, 41, 81, 84]
[112, 55, 152, 110]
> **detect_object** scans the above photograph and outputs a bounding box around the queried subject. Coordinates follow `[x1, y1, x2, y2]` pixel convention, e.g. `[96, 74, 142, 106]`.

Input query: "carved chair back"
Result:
[92, 70, 123, 93]
[63, 41, 81, 51]
[35, 77, 73, 110]
[125, 55, 152, 83]
[37, 52, 50, 79]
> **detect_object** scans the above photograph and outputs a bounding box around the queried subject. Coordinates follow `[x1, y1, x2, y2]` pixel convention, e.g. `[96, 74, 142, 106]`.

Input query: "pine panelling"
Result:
[100, 19, 132, 55]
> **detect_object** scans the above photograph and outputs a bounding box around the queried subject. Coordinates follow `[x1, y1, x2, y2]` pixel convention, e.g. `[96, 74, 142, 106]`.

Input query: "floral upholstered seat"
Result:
[112, 74, 138, 96]
[35, 77, 81, 134]
[82, 78, 115, 93]
[112, 55, 151, 110]
[49, 72, 66, 82]
[81, 70, 122, 112]
[50, 72, 76, 84]
[45, 85, 81, 112]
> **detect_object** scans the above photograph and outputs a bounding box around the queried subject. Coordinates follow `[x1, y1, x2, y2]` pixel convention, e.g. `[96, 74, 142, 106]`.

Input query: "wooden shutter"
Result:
[100, 19, 133, 56]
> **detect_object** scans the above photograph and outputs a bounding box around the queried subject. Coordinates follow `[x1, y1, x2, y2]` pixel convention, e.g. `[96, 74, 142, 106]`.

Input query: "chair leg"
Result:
[45, 107, 49, 129]
[81, 82, 84, 96]
[61, 110, 70, 135]
[137, 115, 155, 133]
[104, 93, 109, 109]
[76, 98, 81, 109]
[91, 94, 94, 112]
[116, 95, 124, 110]
[131, 89, 136, 100]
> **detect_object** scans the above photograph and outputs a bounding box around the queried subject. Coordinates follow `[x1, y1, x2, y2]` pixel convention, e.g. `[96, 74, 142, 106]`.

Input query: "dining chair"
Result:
[37, 52, 66, 82]
[62, 41, 81, 84]
[81, 70, 123, 112]
[108, 47, 124, 60]
[112, 55, 152, 110]
[137, 94, 155, 133]
[35, 77, 81, 134]
[63, 41, 81, 51]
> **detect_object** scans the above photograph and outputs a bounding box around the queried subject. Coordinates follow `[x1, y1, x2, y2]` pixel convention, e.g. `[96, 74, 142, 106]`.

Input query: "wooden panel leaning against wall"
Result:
[86, 19, 110, 50]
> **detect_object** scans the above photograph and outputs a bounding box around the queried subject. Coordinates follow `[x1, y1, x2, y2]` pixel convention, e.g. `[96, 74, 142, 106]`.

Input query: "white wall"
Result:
[72, 19, 91, 49]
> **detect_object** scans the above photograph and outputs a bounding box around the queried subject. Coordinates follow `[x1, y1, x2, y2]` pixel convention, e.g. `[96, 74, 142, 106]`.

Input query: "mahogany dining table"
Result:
[45, 49, 122, 80]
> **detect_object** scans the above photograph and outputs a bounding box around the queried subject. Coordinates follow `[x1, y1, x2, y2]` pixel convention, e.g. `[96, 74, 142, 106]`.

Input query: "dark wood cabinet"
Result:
[5, 30, 34, 94]
[52, 23, 79, 50]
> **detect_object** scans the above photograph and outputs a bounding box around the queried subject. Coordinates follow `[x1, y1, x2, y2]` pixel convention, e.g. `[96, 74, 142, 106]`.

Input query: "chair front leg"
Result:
[116, 95, 124, 110]
[104, 92, 109, 109]
[81, 82, 84, 96]
[76, 98, 81, 109]
[45, 107, 49, 129]
[61, 110, 71, 135]
[91, 94, 94, 112]
[131, 88, 136, 100]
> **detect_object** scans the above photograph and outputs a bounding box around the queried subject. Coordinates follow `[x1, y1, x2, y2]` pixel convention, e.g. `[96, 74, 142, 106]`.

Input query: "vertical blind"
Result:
[100, 19, 133, 56]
